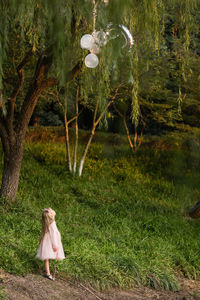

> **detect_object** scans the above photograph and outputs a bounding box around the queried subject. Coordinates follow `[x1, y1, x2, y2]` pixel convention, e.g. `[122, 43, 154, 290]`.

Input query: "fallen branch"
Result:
[56, 275, 105, 300]
[78, 283, 104, 300]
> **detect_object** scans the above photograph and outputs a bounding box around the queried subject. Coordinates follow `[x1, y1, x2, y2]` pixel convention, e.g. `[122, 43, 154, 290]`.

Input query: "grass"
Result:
[0, 287, 7, 300]
[0, 129, 200, 291]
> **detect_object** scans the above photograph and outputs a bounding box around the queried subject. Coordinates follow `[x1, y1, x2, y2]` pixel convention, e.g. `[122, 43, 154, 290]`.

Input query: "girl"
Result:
[36, 208, 65, 280]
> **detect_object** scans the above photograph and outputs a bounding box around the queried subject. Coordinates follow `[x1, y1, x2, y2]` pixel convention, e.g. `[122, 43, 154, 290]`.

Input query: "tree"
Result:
[0, 1, 82, 201]
[55, 68, 122, 176]
[0, 0, 199, 201]
[109, 0, 200, 140]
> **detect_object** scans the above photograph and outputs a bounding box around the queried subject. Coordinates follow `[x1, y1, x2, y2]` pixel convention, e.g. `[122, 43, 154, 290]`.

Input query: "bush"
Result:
[26, 142, 66, 165]
[87, 143, 104, 160]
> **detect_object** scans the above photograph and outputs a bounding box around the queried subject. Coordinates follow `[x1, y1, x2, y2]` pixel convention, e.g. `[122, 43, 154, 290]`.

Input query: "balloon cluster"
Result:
[80, 30, 108, 68]
[80, 25, 134, 68]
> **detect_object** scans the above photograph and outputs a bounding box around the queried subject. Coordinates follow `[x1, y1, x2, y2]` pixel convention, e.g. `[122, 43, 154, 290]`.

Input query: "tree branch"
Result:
[17, 50, 33, 72]
[55, 91, 65, 112]
[67, 109, 83, 125]
[0, 118, 9, 154]
[16, 57, 82, 135]
[67, 61, 83, 83]
[93, 100, 99, 125]
[41, 78, 58, 90]
[10, 50, 33, 103]
[113, 103, 134, 152]
[94, 85, 121, 127]
[34, 54, 52, 87]
[113, 103, 124, 119]
[15, 54, 52, 134]
[0, 116, 5, 134]
[6, 50, 33, 137]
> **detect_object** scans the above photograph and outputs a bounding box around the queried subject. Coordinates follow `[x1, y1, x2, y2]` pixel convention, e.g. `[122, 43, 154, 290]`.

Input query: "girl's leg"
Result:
[44, 259, 50, 275]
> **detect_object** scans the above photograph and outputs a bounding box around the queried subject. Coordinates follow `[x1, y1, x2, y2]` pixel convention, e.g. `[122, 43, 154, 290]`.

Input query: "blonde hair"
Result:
[40, 208, 55, 242]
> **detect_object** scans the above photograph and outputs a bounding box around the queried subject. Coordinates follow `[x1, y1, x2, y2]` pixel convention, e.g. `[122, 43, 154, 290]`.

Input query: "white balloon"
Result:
[80, 34, 94, 50]
[119, 25, 134, 48]
[90, 43, 100, 54]
[92, 30, 108, 47]
[85, 53, 99, 68]
[105, 23, 134, 49]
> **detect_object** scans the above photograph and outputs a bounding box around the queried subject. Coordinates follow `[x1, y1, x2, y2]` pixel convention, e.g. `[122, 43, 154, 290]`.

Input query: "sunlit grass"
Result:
[0, 133, 200, 291]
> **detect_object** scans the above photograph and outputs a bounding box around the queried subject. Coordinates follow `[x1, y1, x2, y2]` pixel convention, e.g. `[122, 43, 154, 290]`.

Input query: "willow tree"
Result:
[0, 0, 199, 201]
[0, 0, 82, 201]
[105, 0, 200, 143]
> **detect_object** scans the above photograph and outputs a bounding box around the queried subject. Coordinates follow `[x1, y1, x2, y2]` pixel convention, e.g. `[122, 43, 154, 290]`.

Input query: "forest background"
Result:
[0, 0, 200, 295]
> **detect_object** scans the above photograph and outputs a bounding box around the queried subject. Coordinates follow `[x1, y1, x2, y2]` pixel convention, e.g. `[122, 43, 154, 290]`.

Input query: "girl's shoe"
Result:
[44, 274, 55, 281]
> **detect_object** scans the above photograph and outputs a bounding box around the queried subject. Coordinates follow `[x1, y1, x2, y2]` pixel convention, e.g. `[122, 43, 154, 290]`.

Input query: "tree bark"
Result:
[0, 87, 44, 201]
[73, 87, 79, 174]
[79, 129, 95, 176]
[0, 136, 24, 201]
[56, 85, 82, 174]
[64, 110, 72, 172]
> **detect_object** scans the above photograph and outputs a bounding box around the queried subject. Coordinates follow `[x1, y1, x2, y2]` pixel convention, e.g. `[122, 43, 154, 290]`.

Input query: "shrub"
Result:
[26, 143, 66, 165]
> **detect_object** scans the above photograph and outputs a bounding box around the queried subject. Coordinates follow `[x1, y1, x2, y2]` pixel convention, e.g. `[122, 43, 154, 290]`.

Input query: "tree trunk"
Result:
[78, 129, 95, 177]
[64, 112, 72, 172]
[73, 117, 78, 174]
[123, 117, 134, 153]
[0, 138, 24, 201]
[113, 103, 134, 153]
[78, 89, 119, 177]
[73, 87, 79, 174]
[0, 57, 52, 201]
[0, 55, 82, 202]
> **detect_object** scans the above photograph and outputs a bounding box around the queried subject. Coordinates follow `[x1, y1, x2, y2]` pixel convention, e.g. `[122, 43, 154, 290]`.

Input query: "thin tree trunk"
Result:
[56, 91, 72, 173]
[78, 87, 120, 176]
[134, 122, 138, 150]
[56, 87, 82, 174]
[79, 129, 95, 176]
[113, 104, 144, 153]
[133, 121, 143, 152]
[78, 100, 98, 177]
[73, 87, 79, 174]
[64, 110, 72, 172]
[123, 117, 134, 153]
[113, 104, 135, 153]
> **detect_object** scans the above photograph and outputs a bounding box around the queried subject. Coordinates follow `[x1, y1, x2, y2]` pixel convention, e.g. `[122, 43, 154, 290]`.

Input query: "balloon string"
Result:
[92, 0, 97, 32]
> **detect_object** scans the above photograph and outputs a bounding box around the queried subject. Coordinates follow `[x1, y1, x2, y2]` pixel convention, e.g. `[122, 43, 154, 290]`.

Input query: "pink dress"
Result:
[36, 221, 65, 261]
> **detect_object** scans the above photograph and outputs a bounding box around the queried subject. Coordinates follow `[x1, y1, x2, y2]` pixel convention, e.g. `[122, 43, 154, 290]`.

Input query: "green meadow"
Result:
[0, 127, 200, 291]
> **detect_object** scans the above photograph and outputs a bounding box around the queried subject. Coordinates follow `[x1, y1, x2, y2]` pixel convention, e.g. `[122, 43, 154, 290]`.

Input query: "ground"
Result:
[1, 270, 200, 300]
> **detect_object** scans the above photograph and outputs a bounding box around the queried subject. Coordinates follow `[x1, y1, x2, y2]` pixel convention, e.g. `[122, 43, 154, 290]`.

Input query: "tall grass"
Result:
[0, 131, 200, 291]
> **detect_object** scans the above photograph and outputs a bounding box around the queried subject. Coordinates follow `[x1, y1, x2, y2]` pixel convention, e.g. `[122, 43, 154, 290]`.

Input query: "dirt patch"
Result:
[1, 270, 200, 300]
